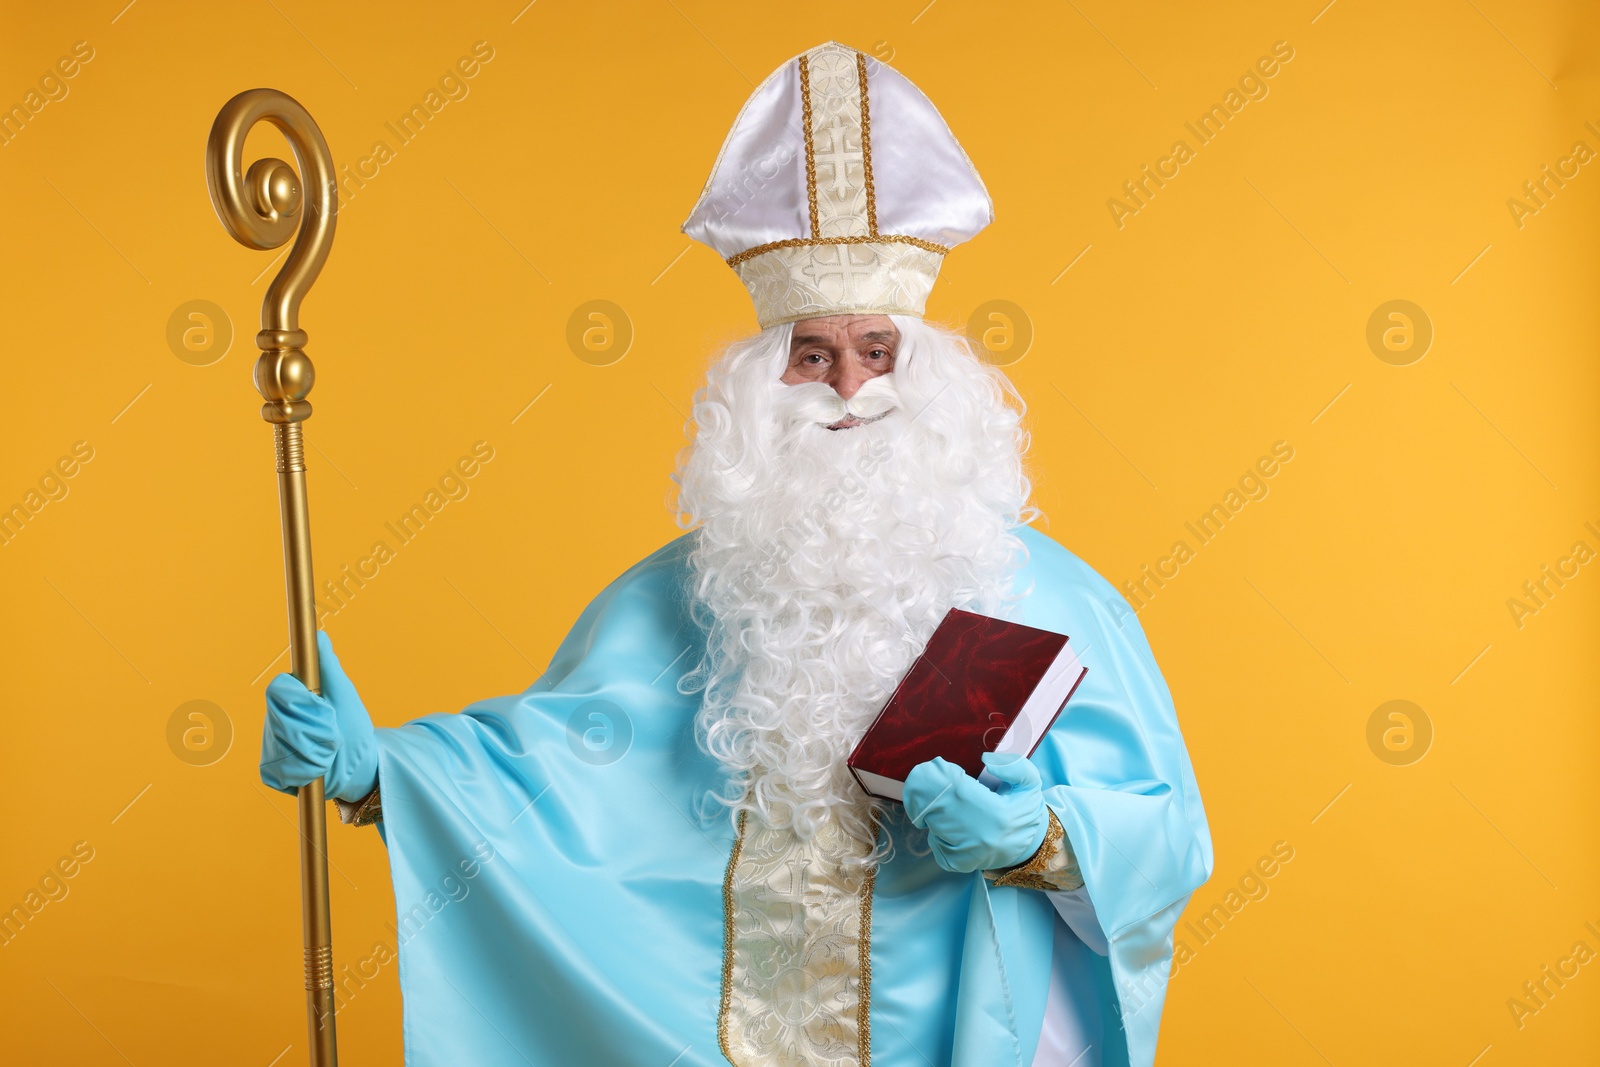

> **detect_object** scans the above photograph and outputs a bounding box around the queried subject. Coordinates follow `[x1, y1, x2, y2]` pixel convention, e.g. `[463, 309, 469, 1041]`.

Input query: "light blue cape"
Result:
[371, 528, 1211, 1065]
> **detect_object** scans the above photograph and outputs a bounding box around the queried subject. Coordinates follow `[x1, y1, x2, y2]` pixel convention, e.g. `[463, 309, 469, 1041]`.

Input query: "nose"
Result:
[828, 360, 873, 401]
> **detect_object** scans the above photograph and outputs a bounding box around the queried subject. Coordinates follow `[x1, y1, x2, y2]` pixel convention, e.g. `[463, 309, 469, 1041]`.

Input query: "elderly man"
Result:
[262, 41, 1210, 1067]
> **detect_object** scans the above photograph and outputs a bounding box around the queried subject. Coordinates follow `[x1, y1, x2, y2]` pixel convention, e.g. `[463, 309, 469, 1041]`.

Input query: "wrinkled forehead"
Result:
[788, 315, 901, 351]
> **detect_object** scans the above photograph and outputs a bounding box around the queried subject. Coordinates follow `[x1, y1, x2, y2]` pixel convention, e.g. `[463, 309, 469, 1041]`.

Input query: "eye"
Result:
[867, 348, 889, 359]
[800, 352, 827, 365]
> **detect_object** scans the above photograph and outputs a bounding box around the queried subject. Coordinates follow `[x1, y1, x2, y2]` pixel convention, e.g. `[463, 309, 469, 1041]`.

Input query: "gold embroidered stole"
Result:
[719, 809, 876, 1067]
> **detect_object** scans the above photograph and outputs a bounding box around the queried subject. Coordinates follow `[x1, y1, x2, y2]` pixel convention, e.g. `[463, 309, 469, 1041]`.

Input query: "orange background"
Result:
[2, 1, 1597, 1063]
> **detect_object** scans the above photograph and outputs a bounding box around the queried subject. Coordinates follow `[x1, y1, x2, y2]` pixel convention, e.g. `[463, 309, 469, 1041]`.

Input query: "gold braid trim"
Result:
[725, 233, 950, 267]
[717, 809, 747, 1064]
[333, 786, 383, 827]
[856, 51, 878, 237]
[857, 837, 876, 1066]
[799, 54, 819, 239]
[991, 809, 1083, 892]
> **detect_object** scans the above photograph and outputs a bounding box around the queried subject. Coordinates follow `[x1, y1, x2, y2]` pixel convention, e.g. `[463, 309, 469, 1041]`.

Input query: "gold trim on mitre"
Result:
[732, 43, 946, 328]
[683, 40, 992, 329]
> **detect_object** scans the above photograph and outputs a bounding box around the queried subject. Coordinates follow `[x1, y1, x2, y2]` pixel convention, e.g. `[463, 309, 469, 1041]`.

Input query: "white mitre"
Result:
[682, 41, 993, 328]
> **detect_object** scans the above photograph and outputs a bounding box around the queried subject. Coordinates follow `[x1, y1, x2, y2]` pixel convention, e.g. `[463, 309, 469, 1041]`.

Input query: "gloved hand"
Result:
[903, 752, 1049, 874]
[261, 630, 378, 802]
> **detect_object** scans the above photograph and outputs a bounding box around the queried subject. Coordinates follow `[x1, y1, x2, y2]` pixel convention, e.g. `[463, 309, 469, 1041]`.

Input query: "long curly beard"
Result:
[674, 316, 1035, 857]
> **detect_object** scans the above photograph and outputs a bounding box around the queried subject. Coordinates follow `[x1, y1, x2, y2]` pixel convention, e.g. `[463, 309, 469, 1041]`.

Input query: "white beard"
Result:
[674, 316, 1035, 854]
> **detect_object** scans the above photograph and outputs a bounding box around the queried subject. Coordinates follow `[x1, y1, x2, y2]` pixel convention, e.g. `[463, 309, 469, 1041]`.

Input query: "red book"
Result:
[847, 608, 1087, 802]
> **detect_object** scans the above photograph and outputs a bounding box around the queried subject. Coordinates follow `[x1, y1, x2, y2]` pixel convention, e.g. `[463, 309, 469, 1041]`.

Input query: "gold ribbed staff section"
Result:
[206, 88, 340, 1067]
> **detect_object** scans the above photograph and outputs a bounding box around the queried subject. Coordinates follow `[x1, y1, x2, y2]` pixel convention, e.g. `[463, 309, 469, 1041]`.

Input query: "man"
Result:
[262, 41, 1211, 1067]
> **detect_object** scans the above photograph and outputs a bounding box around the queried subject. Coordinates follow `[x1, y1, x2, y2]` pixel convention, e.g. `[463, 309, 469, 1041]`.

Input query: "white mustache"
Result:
[776, 375, 900, 427]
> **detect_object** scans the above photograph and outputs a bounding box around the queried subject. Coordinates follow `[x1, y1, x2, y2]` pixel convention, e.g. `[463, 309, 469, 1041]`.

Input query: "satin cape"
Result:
[371, 528, 1211, 1065]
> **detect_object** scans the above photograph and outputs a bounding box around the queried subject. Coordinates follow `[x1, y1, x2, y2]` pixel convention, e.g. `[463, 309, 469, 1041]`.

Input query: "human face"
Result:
[781, 315, 900, 429]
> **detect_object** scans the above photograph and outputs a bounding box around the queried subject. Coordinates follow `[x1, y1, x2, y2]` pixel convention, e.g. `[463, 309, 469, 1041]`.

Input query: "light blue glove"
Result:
[261, 631, 378, 802]
[902, 752, 1049, 874]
